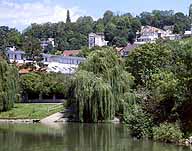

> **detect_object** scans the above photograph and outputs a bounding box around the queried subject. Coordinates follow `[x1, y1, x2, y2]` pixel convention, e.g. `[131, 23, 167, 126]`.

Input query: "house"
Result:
[135, 26, 167, 44]
[184, 24, 192, 37]
[89, 33, 108, 48]
[136, 26, 181, 44]
[165, 34, 182, 41]
[41, 38, 55, 50]
[6, 47, 26, 63]
[63, 50, 80, 56]
[117, 44, 139, 57]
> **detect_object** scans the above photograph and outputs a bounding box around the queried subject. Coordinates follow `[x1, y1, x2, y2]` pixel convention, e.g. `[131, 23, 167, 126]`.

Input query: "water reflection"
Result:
[0, 123, 190, 151]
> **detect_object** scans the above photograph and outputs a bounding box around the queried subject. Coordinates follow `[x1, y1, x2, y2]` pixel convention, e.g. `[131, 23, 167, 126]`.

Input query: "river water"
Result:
[0, 123, 190, 151]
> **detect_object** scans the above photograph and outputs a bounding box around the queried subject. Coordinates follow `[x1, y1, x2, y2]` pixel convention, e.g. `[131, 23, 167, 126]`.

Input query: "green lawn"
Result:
[0, 103, 64, 120]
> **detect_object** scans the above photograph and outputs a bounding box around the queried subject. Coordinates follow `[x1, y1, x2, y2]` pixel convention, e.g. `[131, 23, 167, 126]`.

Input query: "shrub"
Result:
[153, 123, 183, 143]
[124, 105, 153, 139]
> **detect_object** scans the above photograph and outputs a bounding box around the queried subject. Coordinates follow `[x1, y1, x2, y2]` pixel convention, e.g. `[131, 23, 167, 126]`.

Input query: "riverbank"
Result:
[0, 103, 63, 120]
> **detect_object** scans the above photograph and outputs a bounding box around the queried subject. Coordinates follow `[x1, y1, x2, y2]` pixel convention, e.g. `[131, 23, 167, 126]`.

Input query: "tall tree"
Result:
[0, 59, 20, 111]
[66, 10, 71, 23]
[189, 4, 192, 22]
[74, 47, 135, 122]
[22, 36, 42, 64]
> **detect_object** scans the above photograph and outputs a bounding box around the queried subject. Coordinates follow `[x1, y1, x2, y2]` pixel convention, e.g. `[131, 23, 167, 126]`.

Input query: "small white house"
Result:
[136, 26, 167, 44]
[6, 47, 26, 63]
[41, 38, 55, 49]
[135, 26, 181, 44]
[88, 33, 108, 48]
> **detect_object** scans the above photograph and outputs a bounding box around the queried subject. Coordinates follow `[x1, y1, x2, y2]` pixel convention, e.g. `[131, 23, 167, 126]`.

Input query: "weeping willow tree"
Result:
[74, 47, 135, 122]
[0, 59, 19, 111]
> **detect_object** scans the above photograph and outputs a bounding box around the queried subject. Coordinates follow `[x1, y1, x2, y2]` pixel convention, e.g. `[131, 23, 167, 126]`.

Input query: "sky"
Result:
[0, 0, 191, 31]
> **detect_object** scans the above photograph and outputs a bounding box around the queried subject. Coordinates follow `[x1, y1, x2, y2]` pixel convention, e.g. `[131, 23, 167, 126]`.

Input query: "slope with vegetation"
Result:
[0, 8, 191, 56]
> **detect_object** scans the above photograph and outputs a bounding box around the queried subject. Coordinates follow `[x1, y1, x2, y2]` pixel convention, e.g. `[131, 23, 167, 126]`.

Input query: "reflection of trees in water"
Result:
[0, 124, 190, 151]
[62, 123, 130, 151]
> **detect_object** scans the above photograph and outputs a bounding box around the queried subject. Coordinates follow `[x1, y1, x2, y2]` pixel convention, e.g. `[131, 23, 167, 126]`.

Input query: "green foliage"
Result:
[20, 72, 73, 100]
[22, 36, 42, 63]
[124, 105, 153, 139]
[140, 10, 190, 31]
[189, 4, 192, 22]
[0, 59, 20, 111]
[153, 123, 183, 143]
[75, 71, 114, 122]
[125, 38, 192, 137]
[126, 43, 171, 86]
[148, 71, 178, 103]
[74, 47, 135, 122]
[1, 8, 191, 52]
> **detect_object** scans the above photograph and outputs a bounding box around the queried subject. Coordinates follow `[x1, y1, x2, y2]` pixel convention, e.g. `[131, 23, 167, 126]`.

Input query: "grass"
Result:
[0, 103, 64, 120]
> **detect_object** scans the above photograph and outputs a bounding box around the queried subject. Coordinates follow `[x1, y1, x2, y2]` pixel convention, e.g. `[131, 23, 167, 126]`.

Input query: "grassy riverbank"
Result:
[0, 103, 63, 120]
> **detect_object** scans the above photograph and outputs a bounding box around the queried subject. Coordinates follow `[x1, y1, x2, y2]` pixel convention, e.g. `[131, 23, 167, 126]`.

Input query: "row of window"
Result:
[44, 57, 83, 65]
[8, 53, 84, 65]
[8, 54, 24, 60]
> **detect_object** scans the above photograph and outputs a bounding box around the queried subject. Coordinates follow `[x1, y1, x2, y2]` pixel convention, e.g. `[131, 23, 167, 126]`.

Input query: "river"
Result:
[0, 123, 190, 151]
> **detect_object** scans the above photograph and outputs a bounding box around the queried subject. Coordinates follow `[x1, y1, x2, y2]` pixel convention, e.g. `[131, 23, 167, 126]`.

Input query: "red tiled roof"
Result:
[63, 50, 80, 56]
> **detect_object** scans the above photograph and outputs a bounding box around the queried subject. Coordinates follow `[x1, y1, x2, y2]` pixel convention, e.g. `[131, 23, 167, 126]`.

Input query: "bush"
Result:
[153, 123, 183, 143]
[124, 105, 153, 139]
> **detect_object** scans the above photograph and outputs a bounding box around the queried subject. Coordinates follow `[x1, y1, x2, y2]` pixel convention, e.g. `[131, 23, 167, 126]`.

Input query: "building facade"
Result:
[88, 33, 108, 48]
[136, 26, 181, 44]
[6, 49, 86, 74]
[136, 26, 167, 44]
[41, 38, 55, 50]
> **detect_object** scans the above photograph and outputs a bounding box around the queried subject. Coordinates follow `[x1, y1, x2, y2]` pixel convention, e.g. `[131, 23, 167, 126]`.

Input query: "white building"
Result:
[41, 38, 55, 49]
[6, 49, 86, 75]
[135, 26, 181, 44]
[184, 24, 192, 37]
[135, 26, 167, 44]
[89, 33, 108, 48]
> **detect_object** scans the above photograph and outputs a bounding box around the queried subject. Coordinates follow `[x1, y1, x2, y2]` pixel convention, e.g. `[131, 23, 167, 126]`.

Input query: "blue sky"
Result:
[0, 0, 191, 31]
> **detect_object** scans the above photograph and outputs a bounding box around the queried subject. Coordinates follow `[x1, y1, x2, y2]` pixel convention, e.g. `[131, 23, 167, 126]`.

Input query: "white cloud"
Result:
[0, 0, 86, 30]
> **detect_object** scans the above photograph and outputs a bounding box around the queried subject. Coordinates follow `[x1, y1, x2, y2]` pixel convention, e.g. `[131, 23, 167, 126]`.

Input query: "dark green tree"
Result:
[0, 59, 20, 111]
[22, 36, 42, 64]
[66, 10, 71, 23]
[189, 4, 192, 23]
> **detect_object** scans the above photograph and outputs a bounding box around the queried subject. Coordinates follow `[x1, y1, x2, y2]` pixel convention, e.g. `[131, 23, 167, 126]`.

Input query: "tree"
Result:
[22, 36, 42, 64]
[66, 10, 71, 23]
[20, 72, 73, 101]
[126, 43, 172, 86]
[74, 47, 135, 122]
[0, 59, 19, 111]
[189, 4, 192, 23]
[94, 19, 105, 33]
[103, 10, 113, 25]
